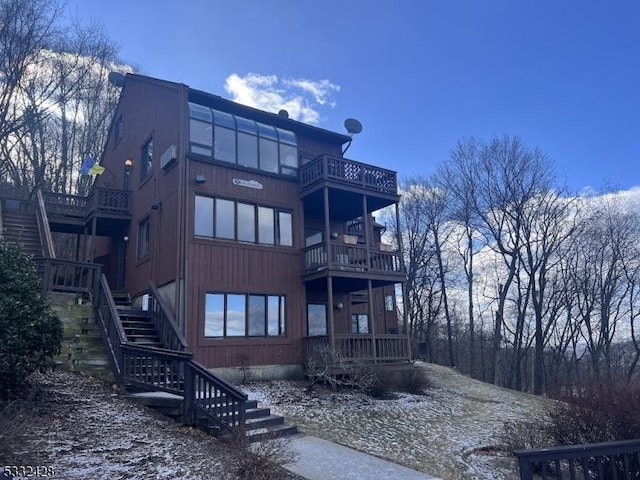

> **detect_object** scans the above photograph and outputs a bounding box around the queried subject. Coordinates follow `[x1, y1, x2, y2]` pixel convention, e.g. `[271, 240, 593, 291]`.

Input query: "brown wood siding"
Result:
[185, 159, 307, 368]
[96, 76, 186, 299]
[298, 135, 342, 159]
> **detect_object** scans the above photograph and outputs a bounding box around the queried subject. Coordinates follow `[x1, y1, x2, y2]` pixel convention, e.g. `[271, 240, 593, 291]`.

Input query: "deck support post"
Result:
[367, 279, 378, 363]
[327, 276, 335, 351]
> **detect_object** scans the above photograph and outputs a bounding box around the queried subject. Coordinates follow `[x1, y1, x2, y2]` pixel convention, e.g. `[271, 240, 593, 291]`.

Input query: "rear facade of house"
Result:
[93, 74, 409, 380]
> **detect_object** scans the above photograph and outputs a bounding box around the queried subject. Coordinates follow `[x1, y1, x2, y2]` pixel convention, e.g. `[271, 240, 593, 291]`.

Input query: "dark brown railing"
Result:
[120, 343, 190, 395]
[300, 154, 397, 195]
[306, 334, 411, 363]
[96, 274, 128, 377]
[149, 282, 188, 352]
[36, 257, 101, 298]
[95, 274, 246, 433]
[41, 191, 87, 217]
[35, 191, 56, 258]
[88, 188, 131, 216]
[515, 439, 640, 480]
[184, 361, 247, 430]
[304, 242, 402, 275]
[41, 188, 130, 218]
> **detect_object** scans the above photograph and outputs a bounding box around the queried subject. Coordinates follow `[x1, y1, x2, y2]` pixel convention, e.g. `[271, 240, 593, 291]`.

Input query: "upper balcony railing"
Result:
[42, 188, 131, 219]
[303, 241, 403, 276]
[300, 154, 398, 195]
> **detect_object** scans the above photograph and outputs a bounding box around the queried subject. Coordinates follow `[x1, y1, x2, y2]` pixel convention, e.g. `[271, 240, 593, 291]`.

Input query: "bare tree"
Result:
[438, 138, 484, 376]
[0, 0, 123, 196]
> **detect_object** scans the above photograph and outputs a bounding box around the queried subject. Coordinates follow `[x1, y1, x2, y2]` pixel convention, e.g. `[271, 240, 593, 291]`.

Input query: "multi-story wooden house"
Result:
[7, 73, 411, 382]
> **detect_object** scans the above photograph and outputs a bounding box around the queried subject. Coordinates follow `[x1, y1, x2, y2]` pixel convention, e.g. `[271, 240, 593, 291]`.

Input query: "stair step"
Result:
[245, 407, 271, 419]
[118, 309, 150, 319]
[122, 327, 156, 335]
[245, 414, 284, 430]
[244, 424, 299, 442]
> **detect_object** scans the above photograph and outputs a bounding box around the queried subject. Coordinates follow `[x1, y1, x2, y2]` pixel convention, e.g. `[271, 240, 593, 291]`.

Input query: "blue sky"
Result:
[66, 0, 640, 193]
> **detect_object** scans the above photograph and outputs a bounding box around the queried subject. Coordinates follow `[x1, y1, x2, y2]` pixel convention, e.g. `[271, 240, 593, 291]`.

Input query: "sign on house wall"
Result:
[232, 178, 264, 190]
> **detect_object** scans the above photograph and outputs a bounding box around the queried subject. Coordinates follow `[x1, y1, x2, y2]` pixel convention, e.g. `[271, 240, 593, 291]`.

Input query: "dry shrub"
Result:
[503, 376, 640, 480]
[225, 430, 298, 480]
[500, 419, 551, 452]
[547, 376, 640, 446]
[395, 367, 431, 394]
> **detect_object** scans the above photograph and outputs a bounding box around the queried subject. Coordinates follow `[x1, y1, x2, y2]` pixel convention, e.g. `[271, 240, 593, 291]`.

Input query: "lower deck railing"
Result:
[515, 439, 640, 480]
[306, 334, 411, 363]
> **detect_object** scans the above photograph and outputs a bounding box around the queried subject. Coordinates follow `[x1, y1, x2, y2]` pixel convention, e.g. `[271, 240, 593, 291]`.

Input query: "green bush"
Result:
[0, 241, 62, 398]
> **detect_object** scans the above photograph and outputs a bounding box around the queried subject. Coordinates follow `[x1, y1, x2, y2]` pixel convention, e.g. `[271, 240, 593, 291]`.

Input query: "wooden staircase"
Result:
[1, 209, 43, 257]
[109, 291, 298, 441]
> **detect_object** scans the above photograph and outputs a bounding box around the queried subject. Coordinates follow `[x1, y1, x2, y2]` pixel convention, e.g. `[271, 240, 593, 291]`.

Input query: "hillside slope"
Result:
[244, 362, 554, 480]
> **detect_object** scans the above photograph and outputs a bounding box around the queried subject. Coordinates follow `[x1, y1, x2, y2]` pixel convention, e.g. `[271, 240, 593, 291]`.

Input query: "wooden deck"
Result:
[306, 334, 411, 364]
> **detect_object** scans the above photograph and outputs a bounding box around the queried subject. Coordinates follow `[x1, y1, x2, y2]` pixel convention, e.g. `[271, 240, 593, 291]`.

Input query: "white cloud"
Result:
[224, 73, 340, 125]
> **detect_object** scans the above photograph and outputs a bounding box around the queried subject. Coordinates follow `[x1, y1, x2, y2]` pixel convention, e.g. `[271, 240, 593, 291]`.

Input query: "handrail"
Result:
[0, 198, 4, 241]
[148, 282, 188, 351]
[95, 274, 128, 380]
[35, 191, 56, 258]
[300, 154, 398, 195]
[35, 257, 101, 297]
[515, 438, 640, 480]
[94, 274, 246, 434]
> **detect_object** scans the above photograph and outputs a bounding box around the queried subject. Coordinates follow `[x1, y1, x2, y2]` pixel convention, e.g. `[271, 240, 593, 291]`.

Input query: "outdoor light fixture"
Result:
[335, 302, 344, 311]
[124, 158, 133, 167]
[194, 174, 206, 184]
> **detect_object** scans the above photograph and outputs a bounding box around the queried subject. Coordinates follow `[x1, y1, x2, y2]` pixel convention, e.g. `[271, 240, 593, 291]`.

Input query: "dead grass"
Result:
[244, 362, 555, 480]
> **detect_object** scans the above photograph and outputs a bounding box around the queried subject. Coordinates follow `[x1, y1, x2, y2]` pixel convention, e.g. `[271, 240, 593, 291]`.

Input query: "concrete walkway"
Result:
[284, 435, 442, 480]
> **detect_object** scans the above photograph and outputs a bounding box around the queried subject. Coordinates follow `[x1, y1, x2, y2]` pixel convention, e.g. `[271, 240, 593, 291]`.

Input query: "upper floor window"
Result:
[194, 194, 293, 247]
[188, 102, 298, 177]
[114, 116, 123, 145]
[141, 137, 153, 182]
[137, 217, 150, 261]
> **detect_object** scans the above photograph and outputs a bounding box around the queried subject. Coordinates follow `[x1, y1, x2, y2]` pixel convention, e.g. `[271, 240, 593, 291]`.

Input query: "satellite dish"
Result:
[108, 71, 125, 88]
[344, 118, 363, 135]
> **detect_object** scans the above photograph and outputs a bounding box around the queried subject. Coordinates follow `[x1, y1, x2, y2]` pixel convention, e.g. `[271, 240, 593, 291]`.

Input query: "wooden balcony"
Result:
[42, 188, 131, 219]
[41, 188, 131, 235]
[303, 241, 404, 285]
[300, 154, 398, 196]
[306, 334, 411, 363]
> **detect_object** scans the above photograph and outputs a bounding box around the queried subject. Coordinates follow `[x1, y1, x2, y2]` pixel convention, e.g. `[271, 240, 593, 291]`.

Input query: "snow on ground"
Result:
[242, 362, 553, 480]
[2, 371, 240, 480]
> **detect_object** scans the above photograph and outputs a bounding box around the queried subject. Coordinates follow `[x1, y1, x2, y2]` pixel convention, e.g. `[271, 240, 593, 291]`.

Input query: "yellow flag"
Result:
[88, 164, 105, 176]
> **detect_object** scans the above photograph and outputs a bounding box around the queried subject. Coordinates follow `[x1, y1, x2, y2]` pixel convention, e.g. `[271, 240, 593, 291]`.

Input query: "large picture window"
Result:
[188, 102, 298, 177]
[194, 195, 293, 247]
[204, 293, 286, 338]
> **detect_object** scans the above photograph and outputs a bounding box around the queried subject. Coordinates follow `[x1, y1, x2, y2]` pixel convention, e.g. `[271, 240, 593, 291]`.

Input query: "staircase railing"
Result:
[96, 273, 128, 380]
[148, 282, 188, 351]
[95, 274, 247, 433]
[35, 190, 56, 258]
[35, 258, 101, 297]
[184, 360, 247, 430]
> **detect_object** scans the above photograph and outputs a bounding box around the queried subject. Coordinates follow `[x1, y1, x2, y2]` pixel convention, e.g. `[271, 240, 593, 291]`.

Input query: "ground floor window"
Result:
[204, 292, 286, 338]
[351, 314, 369, 334]
[307, 303, 328, 336]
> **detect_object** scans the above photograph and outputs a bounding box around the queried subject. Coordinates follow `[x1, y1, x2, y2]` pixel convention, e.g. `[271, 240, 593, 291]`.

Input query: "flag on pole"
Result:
[80, 156, 94, 175]
[88, 163, 105, 176]
[80, 156, 105, 176]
